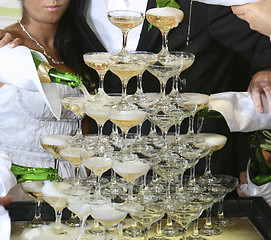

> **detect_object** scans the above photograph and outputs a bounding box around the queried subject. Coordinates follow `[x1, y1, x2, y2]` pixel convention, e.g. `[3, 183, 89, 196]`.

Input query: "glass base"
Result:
[199, 226, 223, 236]
[24, 217, 46, 228]
[196, 174, 220, 185]
[123, 224, 144, 237]
[213, 217, 234, 227]
[187, 234, 208, 240]
[85, 225, 105, 235]
[64, 215, 81, 227]
[162, 223, 183, 237]
[83, 193, 111, 205]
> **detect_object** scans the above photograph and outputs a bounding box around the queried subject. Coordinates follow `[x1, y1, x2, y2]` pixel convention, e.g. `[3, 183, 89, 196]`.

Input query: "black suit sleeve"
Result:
[206, 5, 271, 75]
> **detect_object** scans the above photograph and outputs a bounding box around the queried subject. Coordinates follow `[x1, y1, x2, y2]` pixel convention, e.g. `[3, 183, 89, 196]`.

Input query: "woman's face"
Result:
[22, 0, 71, 24]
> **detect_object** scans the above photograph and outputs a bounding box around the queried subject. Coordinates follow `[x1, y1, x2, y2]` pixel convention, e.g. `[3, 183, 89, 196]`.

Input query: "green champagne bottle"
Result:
[10, 163, 58, 183]
[31, 51, 82, 88]
[248, 132, 271, 186]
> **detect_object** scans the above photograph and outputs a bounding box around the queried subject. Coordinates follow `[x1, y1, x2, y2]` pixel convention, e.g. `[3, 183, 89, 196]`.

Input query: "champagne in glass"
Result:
[21, 181, 45, 228]
[41, 180, 70, 235]
[107, 10, 145, 59]
[147, 58, 182, 111]
[146, 7, 184, 59]
[62, 93, 86, 147]
[109, 108, 146, 157]
[197, 133, 227, 184]
[40, 134, 72, 171]
[83, 52, 114, 104]
[108, 56, 146, 109]
[112, 157, 150, 211]
[59, 146, 90, 195]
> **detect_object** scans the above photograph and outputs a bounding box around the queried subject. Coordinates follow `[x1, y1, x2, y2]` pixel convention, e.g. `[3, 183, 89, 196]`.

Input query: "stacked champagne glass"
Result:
[25, 7, 240, 240]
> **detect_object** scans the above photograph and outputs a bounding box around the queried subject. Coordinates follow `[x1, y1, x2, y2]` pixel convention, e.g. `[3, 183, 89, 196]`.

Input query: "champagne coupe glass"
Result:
[107, 10, 145, 59]
[170, 103, 197, 150]
[146, 7, 184, 60]
[81, 153, 112, 203]
[112, 157, 150, 211]
[146, 108, 181, 160]
[198, 183, 227, 236]
[197, 133, 227, 184]
[187, 192, 214, 240]
[108, 55, 146, 110]
[90, 203, 127, 240]
[128, 51, 157, 106]
[168, 51, 195, 103]
[83, 101, 113, 153]
[66, 196, 91, 240]
[41, 180, 70, 235]
[147, 58, 182, 111]
[152, 158, 189, 238]
[180, 93, 210, 143]
[59, 145, 90, 195]
[21, 181, 46, 228]
[129, 203, 165, 240]
[40, 134, 72, 174]
[167, 201, 203, 240]
[213, 175, 239, 227]
[109, 107, 146, 157]
[83, 52, 113, 103]
[62, 93, 86, 147]
[181, 142, 211, 192]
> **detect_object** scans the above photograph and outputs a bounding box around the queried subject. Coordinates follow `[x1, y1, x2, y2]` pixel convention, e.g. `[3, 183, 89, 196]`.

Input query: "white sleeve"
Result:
[0, 150, 17, 197]
[0, 45, 62, 120]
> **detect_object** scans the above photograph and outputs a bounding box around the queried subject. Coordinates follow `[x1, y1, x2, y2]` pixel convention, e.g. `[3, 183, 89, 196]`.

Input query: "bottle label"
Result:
[37, 61, 53, 83]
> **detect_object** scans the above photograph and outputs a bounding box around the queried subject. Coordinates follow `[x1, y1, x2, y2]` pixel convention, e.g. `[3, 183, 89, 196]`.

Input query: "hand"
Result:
[237, 171, 248, 197]
[248, 70, 271, 113]
[231, 0, 271, 37]
[0, 195, 12, 206]
[0, 29, 22, 48]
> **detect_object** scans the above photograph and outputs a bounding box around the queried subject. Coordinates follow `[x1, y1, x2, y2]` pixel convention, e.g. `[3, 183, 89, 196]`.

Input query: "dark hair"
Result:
[54, 0, 96, 93]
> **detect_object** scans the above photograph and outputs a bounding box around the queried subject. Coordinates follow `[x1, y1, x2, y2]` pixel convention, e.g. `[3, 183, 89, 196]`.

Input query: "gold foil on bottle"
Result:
[37, 62, 54, 83]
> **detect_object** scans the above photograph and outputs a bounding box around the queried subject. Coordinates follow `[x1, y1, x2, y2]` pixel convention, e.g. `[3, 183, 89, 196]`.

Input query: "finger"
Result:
[251, 89, 264, 113]
[0, 195, 12, 206]
[0, 32, 14, 48]
[261, 86, 271, 113]
[9, 38, 22, 48]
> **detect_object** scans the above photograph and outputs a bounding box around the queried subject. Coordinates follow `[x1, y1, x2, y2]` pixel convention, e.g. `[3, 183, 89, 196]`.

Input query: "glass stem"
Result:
[55, 209, 63, 230]
[144, 227, 150, 240]
[78, 118, 83, 135]
[99, 73, 105, 90]
[122, 82, 128, 99]
[74, 167, 80, 185]
[96, 175, 101, 194]
[161, 82, 167, 101]
[34, 200, 42, 220]
[155, 219, 163, 237]
[137, 74, 143, 93]
[54, 158, 60, 172]
[204, 153, 212, 177]
[98, 124, 104, 141]
[122, 31, 129, 53]
[191, 219, 200, 238]
[217, 197, 225, 220]
[187, 115, 195, 135]
[128, 182, 134, 201]
[161, 31, 169, 55]
[105, 228, 111, 240]
[204, 207, 213, 229]
[78, 216, 87, 239]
